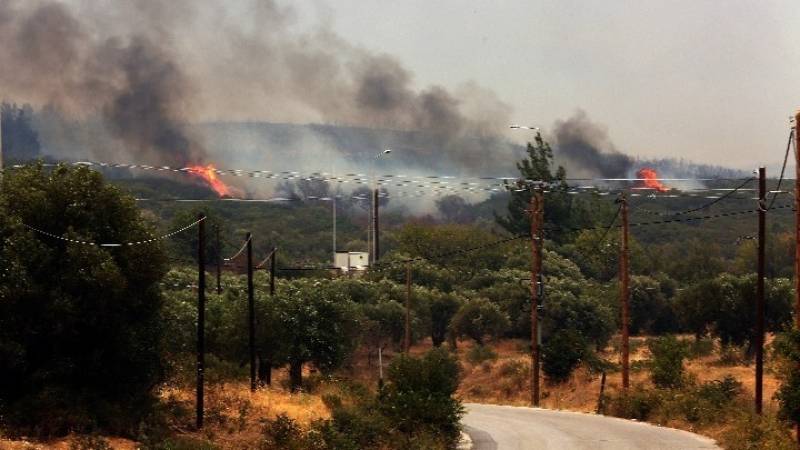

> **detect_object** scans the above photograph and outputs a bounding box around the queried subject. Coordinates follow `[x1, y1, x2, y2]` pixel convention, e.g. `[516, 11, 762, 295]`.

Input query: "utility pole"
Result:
[530, 190, 542, 407]
[246, 233, 256, 392]
[404, 262, 411, 353]
[795, 112, 800, 324]
[794, 111, 800, 442]
[270, 247, 276, 296]
[373, 188, 380, 263]
[756, 167, 766, 415]
[332, 195, 337, 262]
[215, 225, 222, 295]
[258, 247, 277, 387]
[0, 110, 4, 184]
[620, 193, 630, 391]
[196, 214, 206, 429]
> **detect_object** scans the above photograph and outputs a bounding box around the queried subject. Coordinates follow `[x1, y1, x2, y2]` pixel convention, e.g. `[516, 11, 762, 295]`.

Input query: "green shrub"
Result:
[718, 413, 795, 450]
[772, 329, 800, 425]
[648, 335, 688, 388]
[382, 348, 463, 445]
[143, 437, 219, 450]
[498, 359, 527, 377]
[542, 329, 587, 383]
[69, 435, 112, 450]
[260, 414, 307, 450]
[0, 165, 168, 436]
[449, 299, 509, 345]
[696, 375, 742, 409]
[466, 344, 498, 365]
[604, 387, 660, 421]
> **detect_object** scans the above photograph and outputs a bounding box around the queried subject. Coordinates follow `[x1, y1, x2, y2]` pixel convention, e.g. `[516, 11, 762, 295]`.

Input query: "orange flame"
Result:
[187, 164, 233, 197]
[636, 167, 669, 192]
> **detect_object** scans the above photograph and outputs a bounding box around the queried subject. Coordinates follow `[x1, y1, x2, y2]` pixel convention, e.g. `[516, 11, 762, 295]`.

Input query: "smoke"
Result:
[0, 1, 203, 167]
[0, 0, 516, 175]
[552, 110, 633, 178]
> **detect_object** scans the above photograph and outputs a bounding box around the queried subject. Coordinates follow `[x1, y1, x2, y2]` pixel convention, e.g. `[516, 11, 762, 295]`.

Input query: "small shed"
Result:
[334, 251, 369, 271]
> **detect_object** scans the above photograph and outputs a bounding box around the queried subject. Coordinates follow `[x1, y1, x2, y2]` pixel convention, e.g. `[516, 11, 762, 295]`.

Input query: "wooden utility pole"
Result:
[404, 262, 411, 353]
[269, 247, 276, 296]
[620, 193, 630, 391]
[0, 111, 4, 183]
[794, 114, 800, 326]
[215, 225, 222, 295]
[794, 111, 800, 442]
[196, 214, 206, 429]
[246, 233, 256, 392]
[756, 167, 766, 415]
[373, 188, 380, 263]
[258, 247, 278, 387]
[530, 191, 543, 407]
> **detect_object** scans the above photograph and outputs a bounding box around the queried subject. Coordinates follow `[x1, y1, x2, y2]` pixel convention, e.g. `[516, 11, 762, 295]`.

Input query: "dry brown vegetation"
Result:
[0, 335, 791, 449]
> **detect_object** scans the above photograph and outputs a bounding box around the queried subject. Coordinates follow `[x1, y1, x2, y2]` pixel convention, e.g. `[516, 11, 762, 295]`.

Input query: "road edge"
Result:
[458, 430, 473, 449]
[462, 402, 720, 448]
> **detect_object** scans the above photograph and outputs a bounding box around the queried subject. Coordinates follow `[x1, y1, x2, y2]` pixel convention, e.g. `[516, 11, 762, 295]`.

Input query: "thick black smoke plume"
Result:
[0, 0, 515, 173]
[553, 110, 634, 178]
[0, 1, 202, 167]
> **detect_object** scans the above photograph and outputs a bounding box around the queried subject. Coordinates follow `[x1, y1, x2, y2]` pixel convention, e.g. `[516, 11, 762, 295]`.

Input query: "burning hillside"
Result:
[187, 164, 234, 197]
[636, 167, 669, 192]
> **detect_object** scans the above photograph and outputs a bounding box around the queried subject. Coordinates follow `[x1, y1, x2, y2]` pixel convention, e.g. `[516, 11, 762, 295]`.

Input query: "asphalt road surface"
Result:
[462, 403, 720, 450]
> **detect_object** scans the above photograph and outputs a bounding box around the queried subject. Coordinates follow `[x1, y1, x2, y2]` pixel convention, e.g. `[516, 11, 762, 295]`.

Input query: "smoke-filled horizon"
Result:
[0, 0, 745, 194]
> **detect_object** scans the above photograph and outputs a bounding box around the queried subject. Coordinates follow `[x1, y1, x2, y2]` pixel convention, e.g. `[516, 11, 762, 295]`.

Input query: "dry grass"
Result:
[0, 376, 331, 450]
[0, 437, 137, 450]
[160, 377, 330, 449]
[454, 336, 782, 413]
[0, 335, 787, 448]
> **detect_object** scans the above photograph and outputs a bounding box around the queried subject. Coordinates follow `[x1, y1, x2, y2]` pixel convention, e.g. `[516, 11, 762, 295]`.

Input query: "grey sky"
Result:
[14, 0, 800, 172]
[293, 0, 799, 169]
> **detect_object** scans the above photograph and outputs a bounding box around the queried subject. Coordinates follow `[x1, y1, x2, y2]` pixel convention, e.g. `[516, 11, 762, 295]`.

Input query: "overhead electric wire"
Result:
[255, 248, 278, 270]
[223, 235, 250, 262]
[22, 216, 205, 247]
[585, 204, 623, 256]
[768, 129, 794, 210]
[630, 177, 755, 217]
[9, 159, 765, 185]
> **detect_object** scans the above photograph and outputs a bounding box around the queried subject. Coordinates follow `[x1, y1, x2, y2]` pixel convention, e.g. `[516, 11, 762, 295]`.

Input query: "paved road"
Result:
[462, 403, 719, 450]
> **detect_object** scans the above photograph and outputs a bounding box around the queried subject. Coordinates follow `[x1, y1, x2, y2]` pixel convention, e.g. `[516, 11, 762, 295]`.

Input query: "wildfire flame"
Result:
[636, 167, 669, 192]
[187, 164, 233, 197]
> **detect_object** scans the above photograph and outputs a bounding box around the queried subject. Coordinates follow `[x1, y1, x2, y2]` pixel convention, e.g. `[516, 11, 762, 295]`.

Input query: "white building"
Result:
[334, 251, 369, 271]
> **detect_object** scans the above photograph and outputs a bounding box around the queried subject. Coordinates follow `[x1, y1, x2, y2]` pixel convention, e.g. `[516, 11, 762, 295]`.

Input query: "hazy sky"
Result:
[291, 0, 799, 170]
[19, 0, 800, 172]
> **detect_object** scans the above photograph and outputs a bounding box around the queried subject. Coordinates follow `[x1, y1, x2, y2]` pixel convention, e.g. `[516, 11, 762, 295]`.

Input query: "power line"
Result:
[223, 235, 250, 262]
[768, 129, 794, 210]
[630, 177, 755, 217]
[22, 216, 205, 247]
[586, 204, 623, 256]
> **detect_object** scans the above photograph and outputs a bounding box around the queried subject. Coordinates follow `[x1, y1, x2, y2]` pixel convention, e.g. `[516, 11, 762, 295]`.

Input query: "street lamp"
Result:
[370, 149, 392, 265]
[510, 125, 540, 131]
